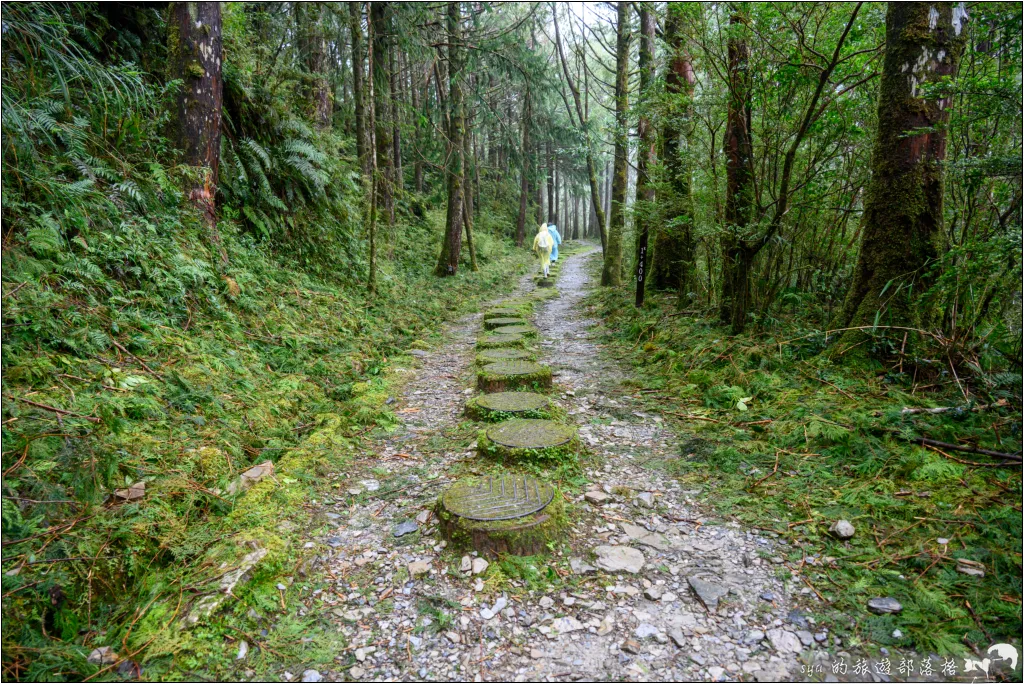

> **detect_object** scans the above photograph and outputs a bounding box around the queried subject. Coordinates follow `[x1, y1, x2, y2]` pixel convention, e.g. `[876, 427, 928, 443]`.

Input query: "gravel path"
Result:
[303, 248, 812, 683]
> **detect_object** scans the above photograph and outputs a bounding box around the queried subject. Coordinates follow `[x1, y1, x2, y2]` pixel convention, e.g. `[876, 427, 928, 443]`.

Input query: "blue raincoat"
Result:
[547, 224, 562, 261]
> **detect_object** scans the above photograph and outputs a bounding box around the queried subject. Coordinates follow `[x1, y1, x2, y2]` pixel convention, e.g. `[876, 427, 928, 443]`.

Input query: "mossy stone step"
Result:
[478, 360, 551, 391]
[490, 324, 537, 338]
[478, 418, 579, 465]
[465, 391, 551, 421]
[483, 317, 528, 331]
[436, 476, 566, 558]
[476, 333, 527, 350]
[536, 278, 556, 288]
[475, 348, 534, 365]
[483, 307, 521, 320]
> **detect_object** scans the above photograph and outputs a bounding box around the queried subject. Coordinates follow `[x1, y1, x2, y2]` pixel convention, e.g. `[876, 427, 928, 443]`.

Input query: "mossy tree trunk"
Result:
[295, 2, 331, 129]
[349, 2, 370, 177]
[602, 1, 630, 287]
[652, 2, 696, 299]
[462, 104, 478, 272]
[633, 4, 657, 308]
[167, 1, 224, 262]
[516, 90, 531, 247]
[841, 2, 967, 334]
[434, 1, 465, 276]
[719, 9, 754, 329]
[370, 3, 394, 227]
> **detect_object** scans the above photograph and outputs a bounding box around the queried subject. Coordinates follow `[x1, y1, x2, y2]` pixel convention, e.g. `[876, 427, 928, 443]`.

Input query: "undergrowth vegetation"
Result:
[591, 282, 1022, 657]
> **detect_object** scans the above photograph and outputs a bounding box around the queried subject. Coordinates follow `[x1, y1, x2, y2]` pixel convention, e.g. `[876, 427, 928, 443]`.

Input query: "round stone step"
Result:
[483, 307, 522, 320]
[536, 278, 555, 288]
[483, 317, 528, 331]
[477, 360, 551, 391]
[436, 475, 566, 558]
[475, 348, 534, 365]
[465, 391, 552, 422]
[476, 333, 527, 350]
[490, 324, 537, 338]
[478, 418, 579, 465]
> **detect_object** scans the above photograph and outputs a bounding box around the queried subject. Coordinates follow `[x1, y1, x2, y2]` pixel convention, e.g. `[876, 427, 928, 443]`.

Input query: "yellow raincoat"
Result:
[532, 223, 554, 276]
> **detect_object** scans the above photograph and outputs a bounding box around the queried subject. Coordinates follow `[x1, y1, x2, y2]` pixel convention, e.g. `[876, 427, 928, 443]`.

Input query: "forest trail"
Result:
[305, 247, 806, 682]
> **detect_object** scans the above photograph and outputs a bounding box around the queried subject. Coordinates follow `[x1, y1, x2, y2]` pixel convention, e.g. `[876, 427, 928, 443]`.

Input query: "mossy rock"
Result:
[483, 307, 522, 320]
[483, 317, 528, 331]
[475, 348, 535, 365]
[478, 418, 579, 466]
[536, 278, 556, 288]
[436, 477, 566, 558]
[490, 324, 537, 338]
[477, 360, 551, 391]
[476, 333, 527, 350]
[465, 391, 552, 421]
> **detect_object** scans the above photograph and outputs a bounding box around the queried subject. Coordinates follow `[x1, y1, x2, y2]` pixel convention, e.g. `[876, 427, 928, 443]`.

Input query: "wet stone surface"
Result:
[291, 248, 823, 682]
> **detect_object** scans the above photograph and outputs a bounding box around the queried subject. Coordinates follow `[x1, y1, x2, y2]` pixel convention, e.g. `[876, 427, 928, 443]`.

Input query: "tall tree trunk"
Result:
[546, 139, 555, 223]
[602, 1, 630, 287]
[652, 2, 696, 298]
[349, 2, 370, 176]
[167, 1, 224, 262]
[515, 91, 531, 247]
[719, 9, 754, 329]
[296, 2, 332, 129]
[390, 40, 403, 193]
[434, 1, 465, 276]
[462, 132, 478, 272]
[841, 2, 966, 334]
[370, 3, 394, 226]
[634, 4, 657, 307]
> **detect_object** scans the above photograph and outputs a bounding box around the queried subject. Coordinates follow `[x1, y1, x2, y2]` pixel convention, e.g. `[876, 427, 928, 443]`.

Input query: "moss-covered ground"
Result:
[588, 276, 1022, 656]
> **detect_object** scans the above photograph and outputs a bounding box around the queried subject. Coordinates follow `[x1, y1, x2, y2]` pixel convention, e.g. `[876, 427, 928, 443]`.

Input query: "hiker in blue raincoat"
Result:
[547, 222, 562, 262]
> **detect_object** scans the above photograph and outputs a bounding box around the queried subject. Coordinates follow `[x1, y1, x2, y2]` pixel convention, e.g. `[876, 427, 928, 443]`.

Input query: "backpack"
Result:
[536, 230, 553, 250]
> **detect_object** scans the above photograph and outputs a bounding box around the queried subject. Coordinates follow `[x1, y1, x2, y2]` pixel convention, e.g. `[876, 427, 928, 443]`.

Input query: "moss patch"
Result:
[475, 348, 535, 365]
[477, 360, 552, 391]
[490, 324, 538, 338]
[478, 419, 580, 469]
[483, 317, 529, 330]
[476, 332, 528, 350]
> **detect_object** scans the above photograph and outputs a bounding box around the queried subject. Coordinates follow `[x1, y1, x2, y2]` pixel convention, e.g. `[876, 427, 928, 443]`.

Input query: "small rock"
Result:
[569, 558, 597, 575]
[767, 628, 803, 654]
[597, 615, 615, 636]
[866, 597, 902, 615]
[445, 631, 461, 644]
[87, 646, 118, 665]
[814, 632, 828, 643]
[472, 557, 489, 575]
[585, 491, 611, 504]
[643, 586, 664, 601]
[325, 536, 344, 548]
[892, 629, 903, 639]
[416, 509, 432, 525]
[530, 648, 544, 659]
[687, 576, 729, 610]
[460, 555, 472, 573]
[708, 666, 726, 680]
[393, 520, 418, 537]
[634, 623, 659, 639]
[113, 481, 146, 501]
[593, 545, 645, 574]
[349, 665, 365, 678]
[539, 596, 555, 609]
[669, 630, 687, 648]
[408, 560, 431, 577]
[760, 591, 776, 602]
[635, 492, 656, 508]
[796, 630, 814, 646]
[359, 479, 380, 492]
[236, 641, 249, 660]
[301, 670, 323, 682]
[829, 520, 855, 539]
[553, 616, 584, 633]
[354, 646, 376, 662]
[743, 630, 766, 644]
[621, 639, 642, 655]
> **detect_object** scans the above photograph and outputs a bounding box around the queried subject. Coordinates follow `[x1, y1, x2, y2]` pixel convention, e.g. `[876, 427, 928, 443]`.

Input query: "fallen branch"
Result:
[9, 397, 101, 423]
[896, 400, 1007, 416]
[909, 437, 1021, 463]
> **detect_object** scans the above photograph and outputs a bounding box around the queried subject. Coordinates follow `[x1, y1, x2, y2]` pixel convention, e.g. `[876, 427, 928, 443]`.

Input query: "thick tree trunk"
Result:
[841, 2, 966, 333]
[462, 135, 478, 272]
[296, 2, 332, 129]
[652, 2, 696, 297]
[370, 3, 394, 226]
[167, 1, 224, 260]
[602, 1, 630, 287]
[349, 3, 370, 176]
[390, 41, 403, 192]
[719, 10, 754, 330]
[634, 5, 657, 308]
[434, 1, 465, 276]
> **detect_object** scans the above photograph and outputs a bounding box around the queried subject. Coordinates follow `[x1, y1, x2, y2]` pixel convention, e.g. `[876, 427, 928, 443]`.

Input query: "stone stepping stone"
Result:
[483, 317, 528, 331]
[483, 307, 521, 320]
[475, 348, 534, 365]
[536, 278, 555, 288]
[436, 475, 565, 558]
[477, 360, 551, 392]
[476, 333, 527, 350]
[478, 418, 578, 465]
[465, 391, 552, 422]
[490, 324, 537, 338]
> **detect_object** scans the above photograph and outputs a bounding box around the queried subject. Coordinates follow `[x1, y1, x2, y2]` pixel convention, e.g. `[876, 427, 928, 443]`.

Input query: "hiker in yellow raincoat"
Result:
[532, 223, 554, 278]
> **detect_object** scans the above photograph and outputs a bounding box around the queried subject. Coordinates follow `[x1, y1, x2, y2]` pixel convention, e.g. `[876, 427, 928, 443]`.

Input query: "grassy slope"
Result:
[1, 207, 529, 680]
[588, 273, 1021, 657]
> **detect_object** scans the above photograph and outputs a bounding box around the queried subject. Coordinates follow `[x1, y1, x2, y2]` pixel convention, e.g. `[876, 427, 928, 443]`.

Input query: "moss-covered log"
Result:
[476, 333, 528, 350]
[477, 419, 579, 466]
[483, 317, 528, 330]
[477, 360, 551, 391]
[465, 391, 554, 421]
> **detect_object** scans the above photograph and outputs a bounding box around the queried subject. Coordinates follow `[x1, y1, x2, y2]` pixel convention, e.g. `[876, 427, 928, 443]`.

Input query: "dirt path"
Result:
[304, 248, 809, 682]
